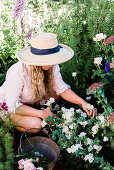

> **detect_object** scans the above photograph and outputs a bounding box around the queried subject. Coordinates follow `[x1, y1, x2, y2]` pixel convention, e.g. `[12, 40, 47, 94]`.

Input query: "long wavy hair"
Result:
[30, 65, 54, 106]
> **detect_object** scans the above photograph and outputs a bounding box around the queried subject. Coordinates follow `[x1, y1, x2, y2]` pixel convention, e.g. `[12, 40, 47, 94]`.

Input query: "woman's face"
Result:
[41, 65, 53, 70]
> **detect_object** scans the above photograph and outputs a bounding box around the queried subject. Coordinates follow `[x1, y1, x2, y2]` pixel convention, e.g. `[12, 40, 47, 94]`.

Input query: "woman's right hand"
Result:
[41, 107, 54, 119]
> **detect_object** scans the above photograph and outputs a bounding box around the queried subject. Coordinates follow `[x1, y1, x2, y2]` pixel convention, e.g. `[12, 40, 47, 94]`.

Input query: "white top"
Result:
[0, 61, 70, 115]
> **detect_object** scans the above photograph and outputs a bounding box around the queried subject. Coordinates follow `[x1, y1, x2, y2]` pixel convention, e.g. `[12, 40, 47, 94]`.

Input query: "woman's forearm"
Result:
[60, 88, 87, 106]
[15, 105, 43, 118]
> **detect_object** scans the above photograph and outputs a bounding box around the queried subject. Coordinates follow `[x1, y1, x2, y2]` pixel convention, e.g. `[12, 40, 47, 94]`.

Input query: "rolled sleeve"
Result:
[53, 65, 70, 95]
[4, 62, 23, 115]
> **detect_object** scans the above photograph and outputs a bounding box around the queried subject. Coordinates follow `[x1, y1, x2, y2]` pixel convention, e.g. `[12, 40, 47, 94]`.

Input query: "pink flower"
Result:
[103, 36, 114, 45]
[28, 29, 33, 40]
[18, 165, 24, 169]
[13, 0, 26, 19]
[88, 82, 104, 93]
[18, 159, 25, 165]
[110, 61, 114, 68]
[24, 162, 36, 170]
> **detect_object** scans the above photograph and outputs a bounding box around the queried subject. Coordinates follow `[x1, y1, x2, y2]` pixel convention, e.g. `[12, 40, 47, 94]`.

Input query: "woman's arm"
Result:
[60, 88, 97, 117]
[15, 105, 54, 119]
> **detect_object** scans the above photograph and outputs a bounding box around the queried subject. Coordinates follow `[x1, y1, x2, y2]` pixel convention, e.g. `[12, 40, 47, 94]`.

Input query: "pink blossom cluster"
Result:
[13, 0, 26, 18]
[18, 159, 37, 170]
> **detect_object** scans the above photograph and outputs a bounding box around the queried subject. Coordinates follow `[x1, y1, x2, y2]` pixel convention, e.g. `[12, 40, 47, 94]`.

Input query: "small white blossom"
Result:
[87, 138, 92, 145]
[67, 144, 83, 153]
[62, 126, 69, 133]
[92, 124, 99, 135]
[86, 104, 94, 110]
[88, 145, 93, 152]
[84, 153, 94, 163]
[94, 57, 102, 65]
[41, 120, 47, 128]
[93, 145, 102, 152]
[45, 97, 55, 106]
[97, 115, 105, 124]
[86, 96, 91, 101]
[40, 99, 46, 105]
[103, 136, 108, 142]
[79, 121, 88, 126]
[72, 72, 77, 77]
[82, 20, 86, 25]
[69, 124, 74, 129]
[37, 167, 44, 170]
[65, 132, 71, 140]
[93, 33, 107, 41]
[78, 132, 86, 137]
[81, 112, 87, 118]
[67, 145, 77, 153]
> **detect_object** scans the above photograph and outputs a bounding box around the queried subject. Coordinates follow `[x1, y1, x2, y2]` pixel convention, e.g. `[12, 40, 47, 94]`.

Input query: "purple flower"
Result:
[105, 61, 110, 72]
[28, 29, 33, 40]
[104, 75, 107, 79]
[13, 0, 26, 19]
[2, 102, 8, 111]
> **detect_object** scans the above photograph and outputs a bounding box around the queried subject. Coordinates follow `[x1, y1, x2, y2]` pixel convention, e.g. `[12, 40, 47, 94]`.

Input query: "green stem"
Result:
[96, 91, 107, 113]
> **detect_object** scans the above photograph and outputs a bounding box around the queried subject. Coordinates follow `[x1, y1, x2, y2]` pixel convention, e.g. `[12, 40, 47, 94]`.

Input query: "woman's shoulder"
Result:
[6, 61, 23, 77]
[53, 64, 60, 72]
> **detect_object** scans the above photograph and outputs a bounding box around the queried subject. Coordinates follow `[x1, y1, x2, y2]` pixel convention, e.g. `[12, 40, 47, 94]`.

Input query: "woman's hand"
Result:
[41, 107, 54, 120]
[81, 100, 97, 118]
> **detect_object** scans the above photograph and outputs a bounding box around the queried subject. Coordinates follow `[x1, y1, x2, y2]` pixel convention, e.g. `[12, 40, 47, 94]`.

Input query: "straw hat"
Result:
[17, 32, 74, 66]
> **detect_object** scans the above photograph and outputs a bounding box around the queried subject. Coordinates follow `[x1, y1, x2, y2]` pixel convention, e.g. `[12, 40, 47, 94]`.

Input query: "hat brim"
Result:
[17, 44, 74, 66]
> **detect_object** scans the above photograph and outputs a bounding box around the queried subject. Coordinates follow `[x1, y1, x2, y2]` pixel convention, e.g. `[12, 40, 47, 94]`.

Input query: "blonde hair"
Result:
[30, 65, 54, 106]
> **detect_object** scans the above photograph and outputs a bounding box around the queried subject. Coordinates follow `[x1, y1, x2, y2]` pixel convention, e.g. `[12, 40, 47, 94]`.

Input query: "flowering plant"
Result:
[18, 158, 43, 170]
[92, 33, 114, 83]
[40, 85, 113, 169]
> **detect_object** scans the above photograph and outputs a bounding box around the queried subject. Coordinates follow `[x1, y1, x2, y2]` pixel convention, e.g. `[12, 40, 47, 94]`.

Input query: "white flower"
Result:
[62, 126, 69, 133]
[82, 20, 86, 25]
[93, 33, 107, 41]
[40, 99, 46, 105]
[49, 97, 55, 103]
[87, 138, 92, 145]
[72, 72, 77, 77]
[94, 57, 102, 65]
[92, 124, 99, 135]
[103, 136, 108, 142]
[97, 115, 105, 124]
[37, 167, 43, 170]
[79, 121, 88, 126]
[86, 96, 91, 101]
[76, 109, 83, 113]
[41, 120, 47, 128]
[75, 144, 83, 150]
[88, 145, 93, 152]
[84, 153, 94, 163]
[67, 144, 83, 153]
[69, 124, 74, 129]
[45, 97, 55, 106]
[81, 112, 87, 118]
[65, 132, 71, 140]
[67, 145, 77, 153]
[78, 132, 86, 137]
[86, 104, 94, 110]
[93, 145, 102, 152]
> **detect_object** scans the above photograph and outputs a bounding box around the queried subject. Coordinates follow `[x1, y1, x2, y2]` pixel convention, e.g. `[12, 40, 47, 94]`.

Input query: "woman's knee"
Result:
[29, 118, 42, 133]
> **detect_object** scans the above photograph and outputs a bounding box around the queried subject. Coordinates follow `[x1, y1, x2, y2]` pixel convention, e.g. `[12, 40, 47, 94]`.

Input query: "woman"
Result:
[0, 32, 97, 133]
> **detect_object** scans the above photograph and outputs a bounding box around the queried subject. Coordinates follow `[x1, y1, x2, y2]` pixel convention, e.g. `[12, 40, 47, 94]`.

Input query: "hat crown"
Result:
[30, 33, 58, 49]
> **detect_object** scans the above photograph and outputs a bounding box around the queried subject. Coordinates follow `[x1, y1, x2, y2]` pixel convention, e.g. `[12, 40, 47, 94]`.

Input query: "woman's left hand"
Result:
[81, 100, 97, 118]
